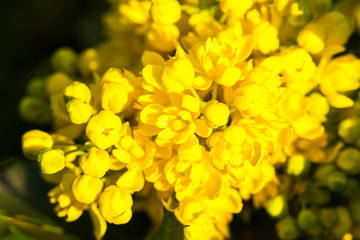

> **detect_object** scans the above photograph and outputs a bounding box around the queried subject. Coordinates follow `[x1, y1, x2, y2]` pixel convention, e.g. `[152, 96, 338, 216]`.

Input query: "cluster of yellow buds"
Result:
[20, 0, 360, 239]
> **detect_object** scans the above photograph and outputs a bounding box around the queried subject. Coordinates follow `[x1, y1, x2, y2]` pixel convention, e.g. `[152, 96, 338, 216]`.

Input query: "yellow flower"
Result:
[101, 82, 129, 113]
[22, 130, 53, 160]
[209, 124, 264, 171]
[38, 149, 66, 174]
[63, 81, 92, 103]
[146, 23, 180, 53]
[79, 147, 110, 178]
[119, 0, 151, 25]
[318, 11, 354, 46]
[252, 21, 279, 54]
[100, 68, 136, 114]
[86, 110, 122, 149]
[203, 100, 230, 128]
[99, 185, 133, 224]
[161, 56, 195, 93]
[116, 169, 145, 193]
[72, 175, 104, 204]
[297, 22, 328, 54]
[139, 103, 197, 146]
[188, 36, 252, 88]
[151, 0, 181, 25]
[66, 98, 93, 124]
[280, 48, 316, 95]
[220, 0, 253, 17]
[319, 54, 360, 108]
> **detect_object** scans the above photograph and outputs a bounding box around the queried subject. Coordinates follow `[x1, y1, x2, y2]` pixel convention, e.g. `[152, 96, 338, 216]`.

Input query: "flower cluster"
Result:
[20, 0, 360, 239]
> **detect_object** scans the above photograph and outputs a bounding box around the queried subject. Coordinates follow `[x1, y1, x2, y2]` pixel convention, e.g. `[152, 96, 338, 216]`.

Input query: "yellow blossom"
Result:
[319, 54, 360, 108]
[38, 148, 66, 174]
[63, 81, 92, 103]
[72, 175, 104, 204]
[86, 110, 122, 149]
[66, 98, 93, 124]
[220, 0, 253, 18]
[151, 0, 181, 25]
[297, 23, 328, 54]
[188, 36, 252, 88]
[146, 23, 180, 53]
[22, 130, 54, 160]
[79, 147, 110, 178]
[99, 185, 133, 224]
[203, 100, 230, 128]
[139, 103, 197, 146]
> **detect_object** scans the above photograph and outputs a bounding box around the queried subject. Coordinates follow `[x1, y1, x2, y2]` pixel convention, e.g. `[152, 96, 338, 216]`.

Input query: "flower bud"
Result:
[265, 195, 288, 218]
[22, 130, 54, 160]
[99, 185, 133, 224]
[297, 208, 318, 230]
[18, 96, 51, 124]
[338, 118, 360, 144]
[79, 148, 110, 178]
[326, 171, 347, 191]
[306, 187, 331, 206]
[297, 23, 327, 54]
[101, 82, 128, 113]
[66, 98, 92, 124]
[50, 47, 77, 74]
[350, 201, 360, 224]
[319, 208, 339, 229]
[26, 77, 47, 99]
[331, 207, 352, 238]
[146, 23, 179, 53]
[72, 175, 103, 204]
[38, 149, 66, 174]
[318, 11, 354, 46]
[151, 0, 181, 25]
[287, 154, 311, 176]
[116, 169, 145, 193]
[276, 216, 300, 240]
[46, 72, 72, 95]
[204, 101, 230, 128]
[64, 81, 91, 103]
[336, 148, 360, 175]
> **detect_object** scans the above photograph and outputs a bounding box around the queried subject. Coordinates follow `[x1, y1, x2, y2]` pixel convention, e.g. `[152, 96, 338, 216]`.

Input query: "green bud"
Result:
[343, 178, 359, 196]
[276, 216, 300, 240]
[353, 100, 360, 118]
[287, 154, 311, 176]
[350, 201, 360, 224]
[38, 148, 66, 174]
[326, 171, 347, 191]
[288, 0, 312, 27]
[319, 208, 339, 229]
[265, 195, 288, 218]
[50, 47, 77, 74]
[338, 118, 360, 144]
[336, 148, 360, 175]
[26, 77, 47, 99]
[18, 96, 51, 124]
[297, 208, 318, 230]
[314, 164, 336, 182]
[306, 187, 331, 206]
[66, 98, 92, 124]
[331, 207, 352, 238]
[63, 81, 92, 103]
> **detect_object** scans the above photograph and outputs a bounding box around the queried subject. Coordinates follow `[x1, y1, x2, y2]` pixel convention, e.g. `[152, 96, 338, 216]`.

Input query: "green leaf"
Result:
[147, 209, 184, 240]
